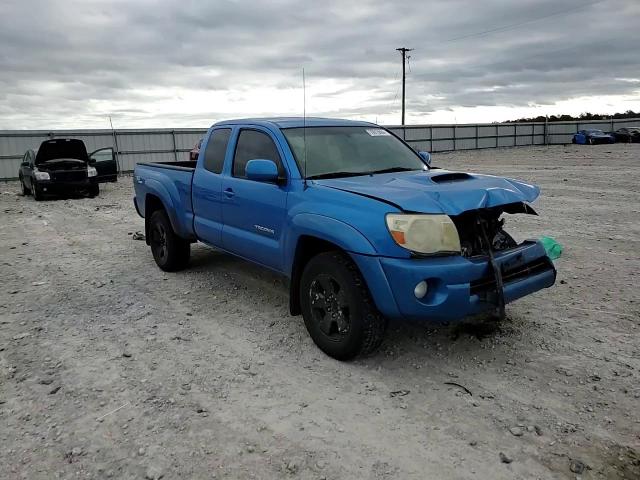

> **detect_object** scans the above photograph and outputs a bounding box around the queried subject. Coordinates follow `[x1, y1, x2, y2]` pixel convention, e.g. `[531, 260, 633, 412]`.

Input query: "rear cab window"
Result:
[203, 128, 231, 174]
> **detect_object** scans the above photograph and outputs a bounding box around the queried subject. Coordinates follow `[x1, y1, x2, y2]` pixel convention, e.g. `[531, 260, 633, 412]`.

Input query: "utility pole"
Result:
[396, 47, 413, 125]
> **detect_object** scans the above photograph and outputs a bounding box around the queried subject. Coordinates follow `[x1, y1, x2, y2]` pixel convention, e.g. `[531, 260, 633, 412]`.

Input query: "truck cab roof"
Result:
[212, 117, 377, 129]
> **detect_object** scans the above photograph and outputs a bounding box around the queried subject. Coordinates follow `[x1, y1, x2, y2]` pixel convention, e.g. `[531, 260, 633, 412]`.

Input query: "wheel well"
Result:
[144, 194, 166, 245]
[289, 235, 345, 316]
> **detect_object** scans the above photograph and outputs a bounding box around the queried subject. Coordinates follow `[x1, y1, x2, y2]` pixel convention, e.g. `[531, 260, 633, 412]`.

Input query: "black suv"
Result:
[19, 139, 118, 200]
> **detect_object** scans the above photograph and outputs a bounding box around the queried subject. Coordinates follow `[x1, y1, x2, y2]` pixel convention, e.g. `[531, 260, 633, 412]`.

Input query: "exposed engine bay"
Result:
[451, 203, 534, 258]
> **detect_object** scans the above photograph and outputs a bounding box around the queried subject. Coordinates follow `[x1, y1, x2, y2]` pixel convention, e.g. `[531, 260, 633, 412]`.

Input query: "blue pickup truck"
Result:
[133, 118, 556, 360]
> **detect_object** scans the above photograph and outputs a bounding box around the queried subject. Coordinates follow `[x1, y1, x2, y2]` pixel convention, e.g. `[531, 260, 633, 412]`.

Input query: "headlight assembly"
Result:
[34, 169, 50, 181]
[87, 166, 98, 177]
[386, 213, 461, 255]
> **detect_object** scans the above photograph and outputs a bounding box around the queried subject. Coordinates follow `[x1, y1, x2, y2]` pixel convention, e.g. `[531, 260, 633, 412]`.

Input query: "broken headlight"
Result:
[386, 213, 461, 255]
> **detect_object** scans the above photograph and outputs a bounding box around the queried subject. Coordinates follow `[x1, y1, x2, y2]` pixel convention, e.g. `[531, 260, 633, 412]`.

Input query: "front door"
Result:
[192, 127, 232, 247]
[220, 128, 289, 272]
[88, 147, 118, 182]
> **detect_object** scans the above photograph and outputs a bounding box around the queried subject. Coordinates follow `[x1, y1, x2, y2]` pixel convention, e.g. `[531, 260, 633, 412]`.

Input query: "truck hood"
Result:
[313, 169, 540, 215]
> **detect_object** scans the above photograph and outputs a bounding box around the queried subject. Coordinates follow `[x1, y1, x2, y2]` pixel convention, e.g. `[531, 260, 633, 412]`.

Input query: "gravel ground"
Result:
[1, 144, 639, 480]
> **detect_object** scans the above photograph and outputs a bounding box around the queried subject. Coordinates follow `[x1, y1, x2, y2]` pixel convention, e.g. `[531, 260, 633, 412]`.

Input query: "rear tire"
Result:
[148, 210, 190, 271]
[300, 251, 386, 360]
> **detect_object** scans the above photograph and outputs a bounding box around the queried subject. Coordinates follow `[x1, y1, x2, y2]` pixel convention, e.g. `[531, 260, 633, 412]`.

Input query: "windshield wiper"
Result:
[307, 171, 369, 180]
[367, 166, 421, 175]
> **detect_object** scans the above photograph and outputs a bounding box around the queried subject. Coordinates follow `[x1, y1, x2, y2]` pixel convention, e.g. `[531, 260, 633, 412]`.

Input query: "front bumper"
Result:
[37, 178, 97, 193]
[352, 240, 556, 322]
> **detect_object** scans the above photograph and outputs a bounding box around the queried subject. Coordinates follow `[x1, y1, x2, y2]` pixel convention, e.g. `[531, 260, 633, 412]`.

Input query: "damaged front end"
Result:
[450, 202, 555, 319]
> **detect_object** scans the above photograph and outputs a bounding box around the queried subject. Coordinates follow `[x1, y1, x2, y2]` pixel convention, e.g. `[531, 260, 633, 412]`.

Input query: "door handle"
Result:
[223, 188, 235, 198]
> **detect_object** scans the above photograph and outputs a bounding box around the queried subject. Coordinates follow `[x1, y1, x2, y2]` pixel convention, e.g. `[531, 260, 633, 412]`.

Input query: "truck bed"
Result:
[138, 160, 197, 170]
[133, 161, 197, 239]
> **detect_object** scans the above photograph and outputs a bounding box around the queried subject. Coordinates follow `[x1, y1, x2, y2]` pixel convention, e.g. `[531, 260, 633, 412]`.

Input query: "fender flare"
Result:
[285, 213, 378, 316]
[143, 178, 191, 239]
[285, 213, 377, 273]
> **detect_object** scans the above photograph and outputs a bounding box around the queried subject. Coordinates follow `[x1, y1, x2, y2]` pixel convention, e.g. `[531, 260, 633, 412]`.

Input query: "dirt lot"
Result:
[1, 144, 639, 480]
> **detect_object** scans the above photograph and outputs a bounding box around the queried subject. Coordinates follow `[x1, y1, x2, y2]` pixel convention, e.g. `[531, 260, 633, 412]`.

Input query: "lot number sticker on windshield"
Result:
[366, 128, 391, 137]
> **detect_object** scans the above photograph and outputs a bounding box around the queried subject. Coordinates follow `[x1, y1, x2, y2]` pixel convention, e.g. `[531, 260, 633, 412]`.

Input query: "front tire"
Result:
[20, 177, 31, 196]
[88, 184, 99, 198]
[300, 251, 386, 360]
[148, 210, 190, 271]
[32, 184, 43, 201]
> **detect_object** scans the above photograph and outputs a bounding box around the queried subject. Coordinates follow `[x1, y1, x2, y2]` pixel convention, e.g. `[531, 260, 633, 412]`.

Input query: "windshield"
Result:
[282, 126, 426, 179]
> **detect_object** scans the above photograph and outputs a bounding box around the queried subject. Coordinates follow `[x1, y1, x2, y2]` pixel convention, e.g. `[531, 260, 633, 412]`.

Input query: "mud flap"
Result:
[478, 219, 506, 319]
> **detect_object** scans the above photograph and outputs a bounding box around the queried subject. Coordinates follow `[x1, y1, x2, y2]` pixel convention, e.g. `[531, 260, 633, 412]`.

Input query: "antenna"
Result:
[302, 68, 308, 188]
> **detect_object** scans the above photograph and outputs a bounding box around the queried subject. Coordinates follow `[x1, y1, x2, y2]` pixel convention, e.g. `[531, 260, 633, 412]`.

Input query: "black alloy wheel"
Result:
[300, 251, 386, 360]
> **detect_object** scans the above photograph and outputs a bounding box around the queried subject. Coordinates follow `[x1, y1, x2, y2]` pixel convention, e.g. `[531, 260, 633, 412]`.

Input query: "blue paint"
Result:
[572, 129, 615, 145]
[134, 118, 555, 322]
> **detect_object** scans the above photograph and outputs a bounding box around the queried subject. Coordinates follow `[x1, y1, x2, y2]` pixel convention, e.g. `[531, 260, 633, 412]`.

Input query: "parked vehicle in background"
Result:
[572, 129, 614, 145]
[610, 127, 640, 143]
[189, 138, 203, 160]
[19, 139, 118, 200]
[133, 118, 556, 360]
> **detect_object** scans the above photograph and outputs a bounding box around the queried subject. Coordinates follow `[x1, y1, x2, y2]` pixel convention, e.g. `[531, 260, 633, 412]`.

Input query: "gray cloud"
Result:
[0, 0, 639, 128]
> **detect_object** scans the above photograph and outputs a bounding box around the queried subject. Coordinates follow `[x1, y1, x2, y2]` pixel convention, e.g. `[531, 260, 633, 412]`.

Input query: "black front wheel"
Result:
[88, 184, 99, 198]
[20, 177, 31, 196]
[32, 184, 44, 201]
[148, 210, 190, 271]
[300, 251, 386, 360]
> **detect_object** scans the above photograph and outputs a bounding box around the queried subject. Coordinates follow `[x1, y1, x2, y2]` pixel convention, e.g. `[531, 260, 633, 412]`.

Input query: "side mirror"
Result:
[418, 151, 432, 166]
[246, 159, 279, 183]
[88, 158, 97, 165]
[21, 161, 30, 167]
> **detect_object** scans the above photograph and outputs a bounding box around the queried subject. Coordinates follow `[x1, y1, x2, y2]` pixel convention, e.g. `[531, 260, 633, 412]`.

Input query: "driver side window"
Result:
[232, 130, 284, 179]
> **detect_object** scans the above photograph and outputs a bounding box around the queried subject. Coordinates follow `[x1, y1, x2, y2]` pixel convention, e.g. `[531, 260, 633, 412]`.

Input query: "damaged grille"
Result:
[470, 257, 554, 296]
[451, 208, 518, 258]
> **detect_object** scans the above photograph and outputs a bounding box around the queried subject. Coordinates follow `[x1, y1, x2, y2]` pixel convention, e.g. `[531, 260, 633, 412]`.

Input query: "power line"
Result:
[440, 2, 598, 45]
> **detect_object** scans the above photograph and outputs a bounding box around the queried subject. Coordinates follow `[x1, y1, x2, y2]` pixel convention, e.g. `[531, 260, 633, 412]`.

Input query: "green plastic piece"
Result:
[540, 236, 563, 260]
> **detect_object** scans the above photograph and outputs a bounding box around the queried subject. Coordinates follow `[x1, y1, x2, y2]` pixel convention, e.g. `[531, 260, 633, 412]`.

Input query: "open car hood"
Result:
[314, 169, 540, 215]
[36, 139, 89, 165]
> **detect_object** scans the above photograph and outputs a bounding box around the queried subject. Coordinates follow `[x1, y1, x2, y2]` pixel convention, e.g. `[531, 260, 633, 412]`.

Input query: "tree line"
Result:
[506, 110, 638, 123]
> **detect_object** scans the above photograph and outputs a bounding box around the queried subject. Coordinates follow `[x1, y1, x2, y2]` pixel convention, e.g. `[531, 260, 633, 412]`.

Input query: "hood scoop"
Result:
[430, 172, 472, 183]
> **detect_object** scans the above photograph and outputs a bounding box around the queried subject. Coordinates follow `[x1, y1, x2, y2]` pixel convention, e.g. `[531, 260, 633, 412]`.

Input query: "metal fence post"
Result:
[453, 125, 456, 151]
[171, 130, 178, 162]
[495, 125, 499, 148]
[530, 123, 534, 145]
[112, 129, 120, 173]
[544, 117, 548, 145]
[475, 124, 478, 149]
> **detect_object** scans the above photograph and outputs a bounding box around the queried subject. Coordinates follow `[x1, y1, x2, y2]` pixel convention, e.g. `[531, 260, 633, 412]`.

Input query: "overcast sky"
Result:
[1, 0, 639, 129]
